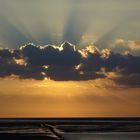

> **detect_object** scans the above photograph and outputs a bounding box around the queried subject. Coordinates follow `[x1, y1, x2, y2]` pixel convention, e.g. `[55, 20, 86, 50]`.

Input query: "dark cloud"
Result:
[46, 65, 104, 81]
[80, 47, 104, 72]
[103, 53, 140, 87]
[0, 48, 12, 58]
[0, 42, 140, 87]
[21, 42, 81, 66]
[0, 55, 45, 80]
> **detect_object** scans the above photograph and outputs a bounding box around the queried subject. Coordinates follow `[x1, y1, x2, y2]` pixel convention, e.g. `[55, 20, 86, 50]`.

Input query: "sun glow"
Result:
[0, 78, 140, 117]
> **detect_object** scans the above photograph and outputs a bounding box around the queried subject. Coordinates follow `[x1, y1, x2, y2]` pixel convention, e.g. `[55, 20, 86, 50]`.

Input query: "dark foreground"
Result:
[0, 118, 140, 140]
[0, 134, 58, 140]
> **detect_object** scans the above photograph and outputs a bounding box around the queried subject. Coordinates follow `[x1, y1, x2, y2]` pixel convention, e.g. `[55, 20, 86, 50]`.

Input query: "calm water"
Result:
[64, 133, 140, 140]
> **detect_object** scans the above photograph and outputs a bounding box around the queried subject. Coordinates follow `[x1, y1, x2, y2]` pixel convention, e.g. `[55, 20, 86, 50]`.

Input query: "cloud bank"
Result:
[112, 39, 140, 55]
[0, 41, 140, 87]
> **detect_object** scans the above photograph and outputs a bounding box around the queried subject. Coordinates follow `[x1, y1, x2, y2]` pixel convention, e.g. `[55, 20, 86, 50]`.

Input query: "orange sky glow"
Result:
[0, 78, 140, 118]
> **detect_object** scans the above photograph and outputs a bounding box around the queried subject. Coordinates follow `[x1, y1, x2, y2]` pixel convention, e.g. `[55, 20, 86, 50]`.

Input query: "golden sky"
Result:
[0, 78, 140, 118]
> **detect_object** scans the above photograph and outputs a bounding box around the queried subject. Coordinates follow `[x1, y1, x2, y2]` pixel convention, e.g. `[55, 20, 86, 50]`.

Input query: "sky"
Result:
[0, 0, 140, 117]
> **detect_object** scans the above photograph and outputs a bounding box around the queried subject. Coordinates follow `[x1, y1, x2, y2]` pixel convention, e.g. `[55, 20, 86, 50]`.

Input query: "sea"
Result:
[0, 118, 140, 140]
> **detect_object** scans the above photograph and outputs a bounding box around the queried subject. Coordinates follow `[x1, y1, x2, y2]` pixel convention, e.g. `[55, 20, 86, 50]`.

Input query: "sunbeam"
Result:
[0, 0, 140, 48]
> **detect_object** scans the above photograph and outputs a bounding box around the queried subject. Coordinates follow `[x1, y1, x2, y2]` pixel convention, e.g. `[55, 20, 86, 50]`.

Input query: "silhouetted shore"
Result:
[0, 134, 60, 140]
[0, 118, 140, 140]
